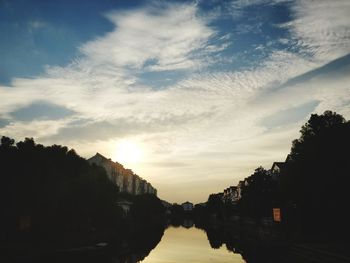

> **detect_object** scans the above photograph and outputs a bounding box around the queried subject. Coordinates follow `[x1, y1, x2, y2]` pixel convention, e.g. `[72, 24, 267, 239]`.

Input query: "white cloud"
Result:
[0, 119, 69, 140]
[0, 3, 219, 139]
[80, 3, 215, 72]
[283, 0, 350, 62]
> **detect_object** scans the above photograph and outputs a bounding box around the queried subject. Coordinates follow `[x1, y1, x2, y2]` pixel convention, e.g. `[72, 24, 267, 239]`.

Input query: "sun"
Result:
[112, 140, 144, 165]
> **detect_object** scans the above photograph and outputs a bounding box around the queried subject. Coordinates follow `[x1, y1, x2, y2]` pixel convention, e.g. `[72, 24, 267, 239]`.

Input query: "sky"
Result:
[1, 0, 350, 204]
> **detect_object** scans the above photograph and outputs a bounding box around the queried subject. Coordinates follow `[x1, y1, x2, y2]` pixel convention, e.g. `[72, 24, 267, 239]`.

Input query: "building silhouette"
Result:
[88, 153, 157, 195]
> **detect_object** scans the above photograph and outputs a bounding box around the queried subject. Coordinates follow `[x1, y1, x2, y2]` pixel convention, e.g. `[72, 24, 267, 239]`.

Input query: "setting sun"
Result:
[112, 140, 144, 165]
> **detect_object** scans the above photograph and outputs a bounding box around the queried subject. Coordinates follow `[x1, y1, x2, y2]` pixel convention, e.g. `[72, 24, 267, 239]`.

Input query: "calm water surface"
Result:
[142, 226, 245, 263]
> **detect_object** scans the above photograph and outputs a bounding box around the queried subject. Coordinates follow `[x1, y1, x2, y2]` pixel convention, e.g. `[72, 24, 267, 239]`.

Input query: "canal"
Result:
[4, 223, 286, 263]
[142, 226, 245, 263]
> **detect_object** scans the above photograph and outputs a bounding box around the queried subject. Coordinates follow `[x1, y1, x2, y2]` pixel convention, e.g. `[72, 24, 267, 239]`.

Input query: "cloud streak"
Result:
[80, 2, 216, 72]
[283, 0, 350, 61]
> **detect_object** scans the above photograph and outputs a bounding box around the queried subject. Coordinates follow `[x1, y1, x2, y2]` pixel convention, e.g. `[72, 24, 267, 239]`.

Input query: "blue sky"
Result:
[1, 0, 350, 203]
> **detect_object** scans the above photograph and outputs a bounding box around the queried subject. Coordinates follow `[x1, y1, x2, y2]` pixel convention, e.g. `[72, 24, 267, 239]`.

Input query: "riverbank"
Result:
[193, 216, 350, 263]
[0, 192, 167, 262]
[0, 218, 166, 263]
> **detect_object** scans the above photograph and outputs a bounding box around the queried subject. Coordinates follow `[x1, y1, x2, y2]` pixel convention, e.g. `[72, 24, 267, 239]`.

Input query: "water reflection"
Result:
[202, 224, 285, 263]
[4, 222, 286, 263]
[3, 223, 165, 263]
[142, 226, 245, 263]
[111, 224, 165, 263]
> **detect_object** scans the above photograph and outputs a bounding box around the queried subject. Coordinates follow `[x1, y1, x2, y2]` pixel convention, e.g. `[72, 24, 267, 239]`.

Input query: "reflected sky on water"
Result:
[142, 227, 245, 263]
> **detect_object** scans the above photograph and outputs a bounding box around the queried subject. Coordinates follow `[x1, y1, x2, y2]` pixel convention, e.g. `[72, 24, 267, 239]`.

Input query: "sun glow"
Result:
[112, 140, 144, 165]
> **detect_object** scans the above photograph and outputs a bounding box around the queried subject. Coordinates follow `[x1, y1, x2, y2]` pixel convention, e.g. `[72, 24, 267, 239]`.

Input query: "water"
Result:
[142, 226, 245, 263]
[3, 223, 282, 263]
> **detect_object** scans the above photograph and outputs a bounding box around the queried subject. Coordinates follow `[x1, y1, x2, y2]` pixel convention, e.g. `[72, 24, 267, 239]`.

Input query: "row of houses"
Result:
[222, 186, 240, 204]
[221, 158, 287, 205]
[88, 153, 157, 196]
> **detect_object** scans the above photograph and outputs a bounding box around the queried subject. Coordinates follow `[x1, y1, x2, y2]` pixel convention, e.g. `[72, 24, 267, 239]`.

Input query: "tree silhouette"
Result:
[207, 193, 225, 219]
[238, 167, 275, 219]
[281, 111, 350, 239]
[0, 136, 122, 246]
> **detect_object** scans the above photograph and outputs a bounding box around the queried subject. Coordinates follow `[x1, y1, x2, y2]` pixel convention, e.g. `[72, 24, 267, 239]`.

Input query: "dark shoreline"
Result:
[2, 218, 350, 263]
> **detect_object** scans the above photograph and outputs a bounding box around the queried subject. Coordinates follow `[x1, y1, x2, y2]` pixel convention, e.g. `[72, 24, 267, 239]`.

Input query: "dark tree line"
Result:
[280, 111, 350, 239]
[0, 137, 123, 246]
[238, 167, 277, 219]
[0, 136, 168, 249]
[203, 111, 350, 241]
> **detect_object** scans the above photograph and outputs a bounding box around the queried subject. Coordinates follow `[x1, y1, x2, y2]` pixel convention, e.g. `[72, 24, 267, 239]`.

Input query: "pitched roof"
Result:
[271, 162, 286, 171]
[88, 152, 108, 161]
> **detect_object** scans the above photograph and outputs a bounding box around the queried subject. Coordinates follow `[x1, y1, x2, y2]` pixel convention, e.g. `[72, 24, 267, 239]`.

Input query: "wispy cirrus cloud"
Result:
[282, 0, 350, 61]
[80, 2, 216, 72]
[0, 2, 223, 142]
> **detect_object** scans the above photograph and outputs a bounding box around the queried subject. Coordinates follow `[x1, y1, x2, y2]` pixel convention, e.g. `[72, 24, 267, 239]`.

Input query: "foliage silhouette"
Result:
[281, 111, 350, 239]
[0, 137, 122, 247]
[238, 167, 276, 219]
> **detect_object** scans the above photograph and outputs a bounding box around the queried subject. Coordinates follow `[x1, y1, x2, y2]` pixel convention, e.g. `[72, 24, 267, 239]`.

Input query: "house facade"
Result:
[270, 161, 286, 181]
[223, 186, 239, 204]
[88, 153, 157, 196]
